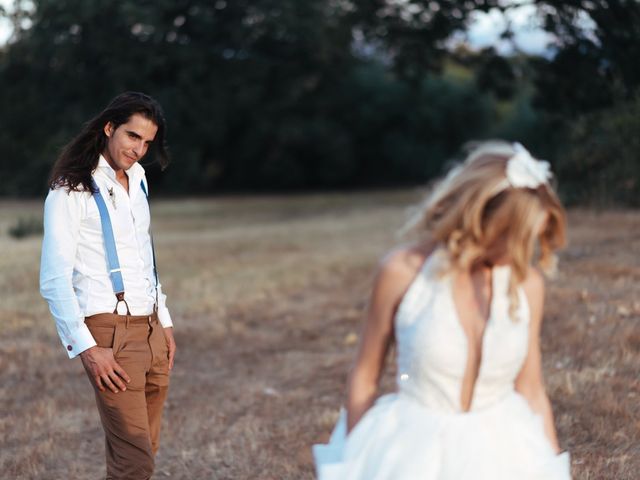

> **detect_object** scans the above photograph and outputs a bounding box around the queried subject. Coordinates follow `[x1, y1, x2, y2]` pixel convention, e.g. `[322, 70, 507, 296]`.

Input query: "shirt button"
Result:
[67, 345, 73, 351]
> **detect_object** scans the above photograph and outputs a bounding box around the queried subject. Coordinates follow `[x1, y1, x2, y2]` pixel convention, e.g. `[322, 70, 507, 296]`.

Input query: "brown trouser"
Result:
[85, 312, 170, 480]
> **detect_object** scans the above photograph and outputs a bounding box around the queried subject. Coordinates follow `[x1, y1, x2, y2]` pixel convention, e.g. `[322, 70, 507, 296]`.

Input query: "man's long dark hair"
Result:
[49, 91, 169, 192]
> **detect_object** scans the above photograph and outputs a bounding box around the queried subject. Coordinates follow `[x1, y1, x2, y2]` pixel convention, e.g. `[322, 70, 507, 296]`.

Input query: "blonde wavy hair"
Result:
[404, 140, 567, 317]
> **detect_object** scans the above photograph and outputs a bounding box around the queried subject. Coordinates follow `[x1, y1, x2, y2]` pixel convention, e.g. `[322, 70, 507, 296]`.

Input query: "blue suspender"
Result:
[91, 178, 159, 314]
[139, 180, 160, 300]
[91, 179, 126, 309]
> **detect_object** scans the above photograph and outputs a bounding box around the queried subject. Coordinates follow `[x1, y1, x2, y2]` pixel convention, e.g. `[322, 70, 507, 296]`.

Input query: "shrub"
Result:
[9, 217, 43, 239]
[556, 93, 640, 206]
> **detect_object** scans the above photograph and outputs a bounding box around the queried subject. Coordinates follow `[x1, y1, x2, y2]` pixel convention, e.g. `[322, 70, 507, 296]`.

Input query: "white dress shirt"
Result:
[40, 155, 173, 358]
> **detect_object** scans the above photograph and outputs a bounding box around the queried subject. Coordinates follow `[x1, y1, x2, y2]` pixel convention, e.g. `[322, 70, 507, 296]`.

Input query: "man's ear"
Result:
[104, 122, 114, 138]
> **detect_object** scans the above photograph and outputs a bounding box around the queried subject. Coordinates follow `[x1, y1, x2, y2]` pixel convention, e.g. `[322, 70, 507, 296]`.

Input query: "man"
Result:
[40, 92, 176, 480]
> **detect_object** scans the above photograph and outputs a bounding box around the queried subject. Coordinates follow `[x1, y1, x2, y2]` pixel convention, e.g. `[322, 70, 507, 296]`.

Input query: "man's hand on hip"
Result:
[80, 346, 131, 393]
[164, 327, 176, 371]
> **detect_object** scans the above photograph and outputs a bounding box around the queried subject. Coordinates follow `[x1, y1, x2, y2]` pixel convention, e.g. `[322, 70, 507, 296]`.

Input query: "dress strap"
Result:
[492, 264, 512, 296]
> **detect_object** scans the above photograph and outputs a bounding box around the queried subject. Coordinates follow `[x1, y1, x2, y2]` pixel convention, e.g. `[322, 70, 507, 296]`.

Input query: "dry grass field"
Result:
[0, 191, 638, 479]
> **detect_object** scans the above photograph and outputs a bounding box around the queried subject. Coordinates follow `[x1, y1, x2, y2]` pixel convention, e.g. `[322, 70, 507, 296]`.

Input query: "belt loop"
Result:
[125, 315, 130, 329]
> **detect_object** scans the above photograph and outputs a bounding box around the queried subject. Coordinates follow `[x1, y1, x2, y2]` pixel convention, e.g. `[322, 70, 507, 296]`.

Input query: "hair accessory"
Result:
[504, 143, 552, 189]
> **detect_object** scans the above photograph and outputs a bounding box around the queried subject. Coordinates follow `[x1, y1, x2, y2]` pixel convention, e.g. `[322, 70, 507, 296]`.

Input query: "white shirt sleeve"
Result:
[156, 280, 173, 328]
[40, 188, 97, 358]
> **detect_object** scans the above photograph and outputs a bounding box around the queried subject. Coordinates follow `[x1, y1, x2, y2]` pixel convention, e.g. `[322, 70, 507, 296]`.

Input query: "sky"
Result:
[465, 4, 555, 55]
[0, 1, 554, 55]
[0, 0, 11, 45]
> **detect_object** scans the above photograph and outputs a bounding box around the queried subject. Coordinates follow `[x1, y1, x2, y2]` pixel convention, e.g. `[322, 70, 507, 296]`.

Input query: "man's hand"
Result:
[164, 327, 176, 371]
[80, 346, 131, 393]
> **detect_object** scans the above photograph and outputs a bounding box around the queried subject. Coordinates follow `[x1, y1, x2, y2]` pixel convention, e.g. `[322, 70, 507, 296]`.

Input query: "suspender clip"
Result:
[114, 292, 131, 316]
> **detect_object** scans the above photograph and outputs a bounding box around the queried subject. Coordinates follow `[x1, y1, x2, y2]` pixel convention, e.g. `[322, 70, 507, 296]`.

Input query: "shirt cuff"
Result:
[64, 322, 97, 359]
[157, 307, 173, 328]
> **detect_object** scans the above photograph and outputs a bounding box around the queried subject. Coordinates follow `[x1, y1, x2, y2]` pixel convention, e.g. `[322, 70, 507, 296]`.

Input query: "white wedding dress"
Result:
[313, 249, 571, 479]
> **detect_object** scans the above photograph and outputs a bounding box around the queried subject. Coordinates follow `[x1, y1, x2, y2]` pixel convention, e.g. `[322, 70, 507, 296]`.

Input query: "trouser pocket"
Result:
[85, 316, 125, 355]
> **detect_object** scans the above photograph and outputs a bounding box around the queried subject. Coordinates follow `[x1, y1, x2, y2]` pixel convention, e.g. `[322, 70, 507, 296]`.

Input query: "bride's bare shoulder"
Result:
[375, 241, 437, 289]
[364, 242, 439, 323]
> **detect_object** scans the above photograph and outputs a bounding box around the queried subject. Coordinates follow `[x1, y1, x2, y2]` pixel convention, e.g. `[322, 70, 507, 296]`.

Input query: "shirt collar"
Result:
[96, 154, 145, 183]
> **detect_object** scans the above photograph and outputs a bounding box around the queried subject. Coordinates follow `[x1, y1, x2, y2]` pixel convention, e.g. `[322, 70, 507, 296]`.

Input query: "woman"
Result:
[313, 141, 571, 479]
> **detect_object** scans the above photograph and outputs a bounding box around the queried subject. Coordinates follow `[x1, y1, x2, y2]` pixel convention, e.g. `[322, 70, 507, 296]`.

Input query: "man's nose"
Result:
[132, 140, 146, 157]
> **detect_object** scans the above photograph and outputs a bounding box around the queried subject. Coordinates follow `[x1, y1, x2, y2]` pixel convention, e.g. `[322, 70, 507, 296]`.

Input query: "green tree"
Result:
[0, 0, 506, 195]
[533, 0, 640, 115]
[554, 92, 640, 206]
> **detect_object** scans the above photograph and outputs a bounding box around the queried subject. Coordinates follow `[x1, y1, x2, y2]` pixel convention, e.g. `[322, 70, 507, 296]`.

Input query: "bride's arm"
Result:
[515, 268, 562, 453]
[345, 249, 421, 433]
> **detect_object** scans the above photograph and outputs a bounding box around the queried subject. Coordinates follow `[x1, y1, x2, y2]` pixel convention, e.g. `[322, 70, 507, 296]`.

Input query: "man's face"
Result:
[103, 113, 158, 172]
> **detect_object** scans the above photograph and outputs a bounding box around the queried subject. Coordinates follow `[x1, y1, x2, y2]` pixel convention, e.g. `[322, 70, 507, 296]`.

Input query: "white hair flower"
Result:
[505, 143, 552, 189]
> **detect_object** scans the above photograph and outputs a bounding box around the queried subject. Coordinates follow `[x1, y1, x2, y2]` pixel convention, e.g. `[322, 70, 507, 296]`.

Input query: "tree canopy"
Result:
[1, 0, 638, 204]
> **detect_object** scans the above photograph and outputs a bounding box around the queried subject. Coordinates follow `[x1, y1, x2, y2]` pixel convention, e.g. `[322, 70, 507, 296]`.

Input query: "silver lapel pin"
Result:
[107, 187, 117, 209]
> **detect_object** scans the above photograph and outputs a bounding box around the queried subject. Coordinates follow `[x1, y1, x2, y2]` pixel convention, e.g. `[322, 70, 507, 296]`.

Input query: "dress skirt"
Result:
[313, 392, 571, 480]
